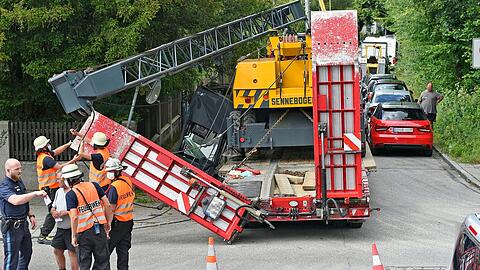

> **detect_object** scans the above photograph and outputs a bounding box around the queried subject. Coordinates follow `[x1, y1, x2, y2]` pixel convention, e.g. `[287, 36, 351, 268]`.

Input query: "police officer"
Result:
[0, 158, 47, 270]
[105, 158, 135, 270]
[64, 164, 113, 270]
[33, 135, 75, 244]
[70, 130, 111, 191]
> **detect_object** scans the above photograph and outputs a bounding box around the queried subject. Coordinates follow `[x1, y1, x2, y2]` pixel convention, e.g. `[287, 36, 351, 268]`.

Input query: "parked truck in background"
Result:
[48, 1, 372, 242]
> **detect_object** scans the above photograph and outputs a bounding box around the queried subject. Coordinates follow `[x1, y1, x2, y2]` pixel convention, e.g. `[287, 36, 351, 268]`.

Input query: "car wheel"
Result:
[371, 146, 380, 156]
[423, 149, 433, 157]
[346, 221, 363, 229]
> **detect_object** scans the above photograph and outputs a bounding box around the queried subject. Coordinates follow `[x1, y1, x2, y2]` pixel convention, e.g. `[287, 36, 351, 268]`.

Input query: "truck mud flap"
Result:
[72, 112, 251, 241]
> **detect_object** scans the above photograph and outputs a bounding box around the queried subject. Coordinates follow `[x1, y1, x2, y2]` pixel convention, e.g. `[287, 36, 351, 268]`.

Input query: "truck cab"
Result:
[451, 213, 480, 269]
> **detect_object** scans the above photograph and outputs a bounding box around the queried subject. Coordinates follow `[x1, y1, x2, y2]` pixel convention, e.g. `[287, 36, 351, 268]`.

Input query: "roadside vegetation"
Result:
[355, 0, 480, 162]
[0, 0, 270, 122]
[383, 0, 480, 163]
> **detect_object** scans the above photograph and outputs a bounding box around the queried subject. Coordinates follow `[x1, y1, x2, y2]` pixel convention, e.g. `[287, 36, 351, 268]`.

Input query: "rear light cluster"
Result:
[375, 127, 388, 132]
[373, 126, 432, 133]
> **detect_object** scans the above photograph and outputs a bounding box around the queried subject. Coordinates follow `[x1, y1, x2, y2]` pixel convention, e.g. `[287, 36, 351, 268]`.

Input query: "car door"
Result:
[452, 230, 480, 270]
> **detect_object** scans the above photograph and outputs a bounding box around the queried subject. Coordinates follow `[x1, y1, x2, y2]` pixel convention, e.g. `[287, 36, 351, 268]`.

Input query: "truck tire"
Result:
[241, 110, 256, 156]
[423, 149, 433, 157]
[346, 221, 363, 228]
[241, 110, 256, 126]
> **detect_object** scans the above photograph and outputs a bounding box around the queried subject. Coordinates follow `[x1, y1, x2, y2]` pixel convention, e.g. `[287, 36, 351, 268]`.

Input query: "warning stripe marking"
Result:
[343, 133, 361, 151]
[372, 255, 382, 266]
[176, 192, 191, 214]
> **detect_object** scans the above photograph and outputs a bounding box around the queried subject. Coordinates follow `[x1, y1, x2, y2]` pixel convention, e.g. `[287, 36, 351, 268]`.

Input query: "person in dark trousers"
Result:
[64, 164, 113, 270]
[105, 158, 135, 270]
[33, 135, 76, 244]
[51, 173, 79, 270]
[418, 82, 444, 128]
[70, 130, 111, 191]
[0, 158, 47, 270]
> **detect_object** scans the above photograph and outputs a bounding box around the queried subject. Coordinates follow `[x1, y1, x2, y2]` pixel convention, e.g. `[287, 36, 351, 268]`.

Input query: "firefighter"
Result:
[64, 164, 113, 270]
[70, 130, 111, 191]
[33, 135, 76, 245]
[105, 158, 135, 270]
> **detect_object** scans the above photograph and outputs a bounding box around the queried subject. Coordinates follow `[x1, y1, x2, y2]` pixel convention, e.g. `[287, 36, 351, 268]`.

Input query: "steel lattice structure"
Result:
[48, 1, 306, 117]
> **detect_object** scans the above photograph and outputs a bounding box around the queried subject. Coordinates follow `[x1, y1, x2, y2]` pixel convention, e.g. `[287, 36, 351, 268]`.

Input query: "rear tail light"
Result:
[469, 225, 478, 236]
[418, 127, 431, 132]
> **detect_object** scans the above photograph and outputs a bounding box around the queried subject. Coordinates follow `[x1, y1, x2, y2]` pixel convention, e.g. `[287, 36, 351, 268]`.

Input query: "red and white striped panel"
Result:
[176, 192, 192, 214]
[372, 243, 385, 270]
[343, 133, 361, 151]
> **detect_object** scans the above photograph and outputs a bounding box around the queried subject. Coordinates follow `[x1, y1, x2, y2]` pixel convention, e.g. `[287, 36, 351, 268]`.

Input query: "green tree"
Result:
[0, 0, 275, 121]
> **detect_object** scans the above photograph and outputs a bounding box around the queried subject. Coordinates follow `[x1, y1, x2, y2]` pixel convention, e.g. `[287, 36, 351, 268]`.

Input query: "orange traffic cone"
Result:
[372, 243, 385, 270]
[206, 237, 218, 270]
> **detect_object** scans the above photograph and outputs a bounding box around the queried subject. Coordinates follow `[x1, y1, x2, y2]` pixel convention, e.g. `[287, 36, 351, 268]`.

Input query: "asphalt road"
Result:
[2, 149, 478, 269]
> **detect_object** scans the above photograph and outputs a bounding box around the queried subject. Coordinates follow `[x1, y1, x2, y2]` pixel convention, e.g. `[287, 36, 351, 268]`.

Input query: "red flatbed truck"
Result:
[60, 10, 371, 243]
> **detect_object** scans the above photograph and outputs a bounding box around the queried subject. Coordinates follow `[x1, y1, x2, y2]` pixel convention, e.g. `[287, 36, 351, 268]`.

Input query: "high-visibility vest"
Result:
[73, 182, 107, 233]
[110, 176, 135, 222]
[36, 152, 59, 190]
[89, 148, 110, 188]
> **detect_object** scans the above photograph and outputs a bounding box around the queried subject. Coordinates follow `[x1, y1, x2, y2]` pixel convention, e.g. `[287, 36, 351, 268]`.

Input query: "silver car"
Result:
[451, 213, 480, 269]
[364, 88, 413, 118]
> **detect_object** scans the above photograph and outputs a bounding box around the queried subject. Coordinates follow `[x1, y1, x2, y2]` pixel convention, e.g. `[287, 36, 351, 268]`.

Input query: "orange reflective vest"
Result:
[36, 152, 59, 190]
[110, 176, 135, 222]
[73, 182, 107, 233]
[89, 148, 110, 188]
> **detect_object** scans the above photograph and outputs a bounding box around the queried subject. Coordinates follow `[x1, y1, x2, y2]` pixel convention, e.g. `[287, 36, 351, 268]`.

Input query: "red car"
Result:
[368, 102, 433, 156]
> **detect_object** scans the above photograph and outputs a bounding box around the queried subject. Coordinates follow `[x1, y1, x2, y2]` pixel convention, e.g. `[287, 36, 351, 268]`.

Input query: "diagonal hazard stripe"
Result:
[176, 192, 191, 214]
[343, 133, 360, 151]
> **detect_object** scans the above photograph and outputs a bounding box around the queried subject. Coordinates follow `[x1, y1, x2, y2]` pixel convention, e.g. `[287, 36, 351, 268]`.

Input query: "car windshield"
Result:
[375, 84, 407, 91]
[380, 108, 427, 120]
[373, 94, 412, 103]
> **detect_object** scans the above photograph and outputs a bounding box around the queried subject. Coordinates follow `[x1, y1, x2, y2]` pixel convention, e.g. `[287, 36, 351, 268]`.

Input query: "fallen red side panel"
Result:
[311, 11, 364, 199]
[73, 112, 250, 241]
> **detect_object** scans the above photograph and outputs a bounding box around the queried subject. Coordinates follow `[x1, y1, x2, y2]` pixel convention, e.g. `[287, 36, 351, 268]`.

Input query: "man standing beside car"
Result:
[418, 82, 443, 127]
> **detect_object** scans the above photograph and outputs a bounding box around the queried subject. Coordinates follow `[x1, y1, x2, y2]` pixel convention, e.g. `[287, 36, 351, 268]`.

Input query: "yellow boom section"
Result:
[232, 35, 312, 109]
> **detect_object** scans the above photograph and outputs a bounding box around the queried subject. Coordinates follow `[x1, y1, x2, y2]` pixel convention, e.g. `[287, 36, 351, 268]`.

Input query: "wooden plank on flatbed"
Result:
[292, 184, 315, 197]
[274, 174, 295, 196]
[302, 171, 316, 191]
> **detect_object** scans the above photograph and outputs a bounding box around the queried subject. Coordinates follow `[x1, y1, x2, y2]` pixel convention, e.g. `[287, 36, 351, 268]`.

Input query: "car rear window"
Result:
[373, 94, 412, 103]
[375, 84, 407, 91]
[380, 108, 427, 120]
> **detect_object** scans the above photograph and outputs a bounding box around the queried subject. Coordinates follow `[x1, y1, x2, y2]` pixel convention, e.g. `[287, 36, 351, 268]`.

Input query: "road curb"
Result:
[434, 145, 480, 188]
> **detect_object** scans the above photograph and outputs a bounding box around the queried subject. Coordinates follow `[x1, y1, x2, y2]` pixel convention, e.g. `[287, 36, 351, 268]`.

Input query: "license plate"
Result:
[393, 127, 413, 133]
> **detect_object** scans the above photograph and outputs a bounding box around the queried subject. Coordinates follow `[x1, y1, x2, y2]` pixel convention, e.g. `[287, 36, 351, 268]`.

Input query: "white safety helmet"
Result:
[92, 132, 108, 147]
[61, 164, 83, 179]
[33, 136, 50, 151]
[105, 158, 126, 172]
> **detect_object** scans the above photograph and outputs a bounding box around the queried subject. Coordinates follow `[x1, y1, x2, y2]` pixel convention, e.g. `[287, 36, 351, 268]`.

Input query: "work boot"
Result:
[37, 234, 53, 245]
